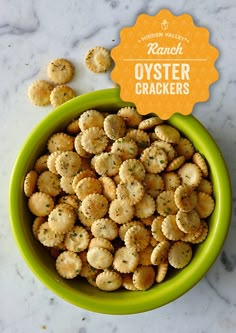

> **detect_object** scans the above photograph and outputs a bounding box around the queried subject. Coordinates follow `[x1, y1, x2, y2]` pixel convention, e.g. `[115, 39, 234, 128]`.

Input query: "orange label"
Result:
[111, 9, 219, 119]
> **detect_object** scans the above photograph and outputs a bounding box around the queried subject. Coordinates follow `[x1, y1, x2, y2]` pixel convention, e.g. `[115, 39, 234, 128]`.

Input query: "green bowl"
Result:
[9, 88, 232, 314]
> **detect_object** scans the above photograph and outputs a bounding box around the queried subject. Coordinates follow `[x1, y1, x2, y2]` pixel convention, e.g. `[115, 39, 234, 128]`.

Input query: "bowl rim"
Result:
[9, 88, 232, 314]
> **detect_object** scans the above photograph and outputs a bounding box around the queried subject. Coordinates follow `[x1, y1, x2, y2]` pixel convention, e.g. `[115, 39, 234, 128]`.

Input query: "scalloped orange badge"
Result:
[111, 10, 219, 119]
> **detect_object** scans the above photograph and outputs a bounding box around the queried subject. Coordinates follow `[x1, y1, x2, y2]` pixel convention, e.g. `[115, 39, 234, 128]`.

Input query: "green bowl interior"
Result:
[9, 88, 232, 314]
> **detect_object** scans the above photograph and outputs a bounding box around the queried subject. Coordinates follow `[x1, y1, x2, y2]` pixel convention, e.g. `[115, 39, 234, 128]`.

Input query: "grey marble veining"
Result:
[1, 0, 236, 332]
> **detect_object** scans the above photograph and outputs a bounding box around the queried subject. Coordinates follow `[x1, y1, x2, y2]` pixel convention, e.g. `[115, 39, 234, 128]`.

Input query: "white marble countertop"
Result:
[1, 0, 236, 332]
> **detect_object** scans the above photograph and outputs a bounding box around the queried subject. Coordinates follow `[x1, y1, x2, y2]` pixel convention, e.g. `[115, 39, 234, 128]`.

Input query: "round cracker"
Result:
[94, 152, 122, 176]
[38, 222, 64, 247]
[109, 198, 134, 224]
[178, 162, 202, 187]
[64, 226, 90, 252]
[140, 146, 168, 173]
[24, 170, 38, 197]
[176, 209, 201, 234]
[111, 137, 138, 161]
[151, 241, 171, 265]
[116, 179, 144, 205]
[50, 85, 76, 107]
[175, 137, 194, 160]
[168, 241, 192, 269]
[79, 110, 104, 132]
[28, 80, 54, 106]
[28, 192, 54, 217]
[162, 172, 181, 191]
[91, 218, 118, 241]
[124, 225, 150, 252]
[135, 193, 155, 219]
[143, 173, 164, 198]
[77, 205, 96, 229]
[118, 221, 144, 241]
[174, 185, 198, 212]
[32, 216, 46, 240]
[89, 237, 114, 253]
[37, 170, 61, 197]
[156, 190, 178, 216]
[99, 176, 116, 201]
[47, 58, 74, 84]
[166, 156, 185, 172]
[47, 151, 61, 174]
[47, 132, 74, 153]
[81, 127, 108, 154]
[48, 203, 76, 234]
[74, 177, 102, 201]
[155, 124, 180, 143]
[85, 46, 112, 73]
[119, 158, 146, 182]
[60, 176, 75, 194]
[156, 262, 169, 283]
[117, 107, 142, 128]
[96, 271, 122, 291]
[113, 246, 139, 273]
[138, 116, 163, 130]
[151, 216, 167, 242]
[161, 215, 185, 241]
[34, 154, 49, 174]
[195, 192, 215, 218]
[81, 193, 108, 219]
[56, 251, 82, 279]
[87, 247, 113, 269]
[55, 151, 81, 177]
[133, 265, 155, 290]
[104, 114, 126, 140]
[192, 152, 209, 177]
